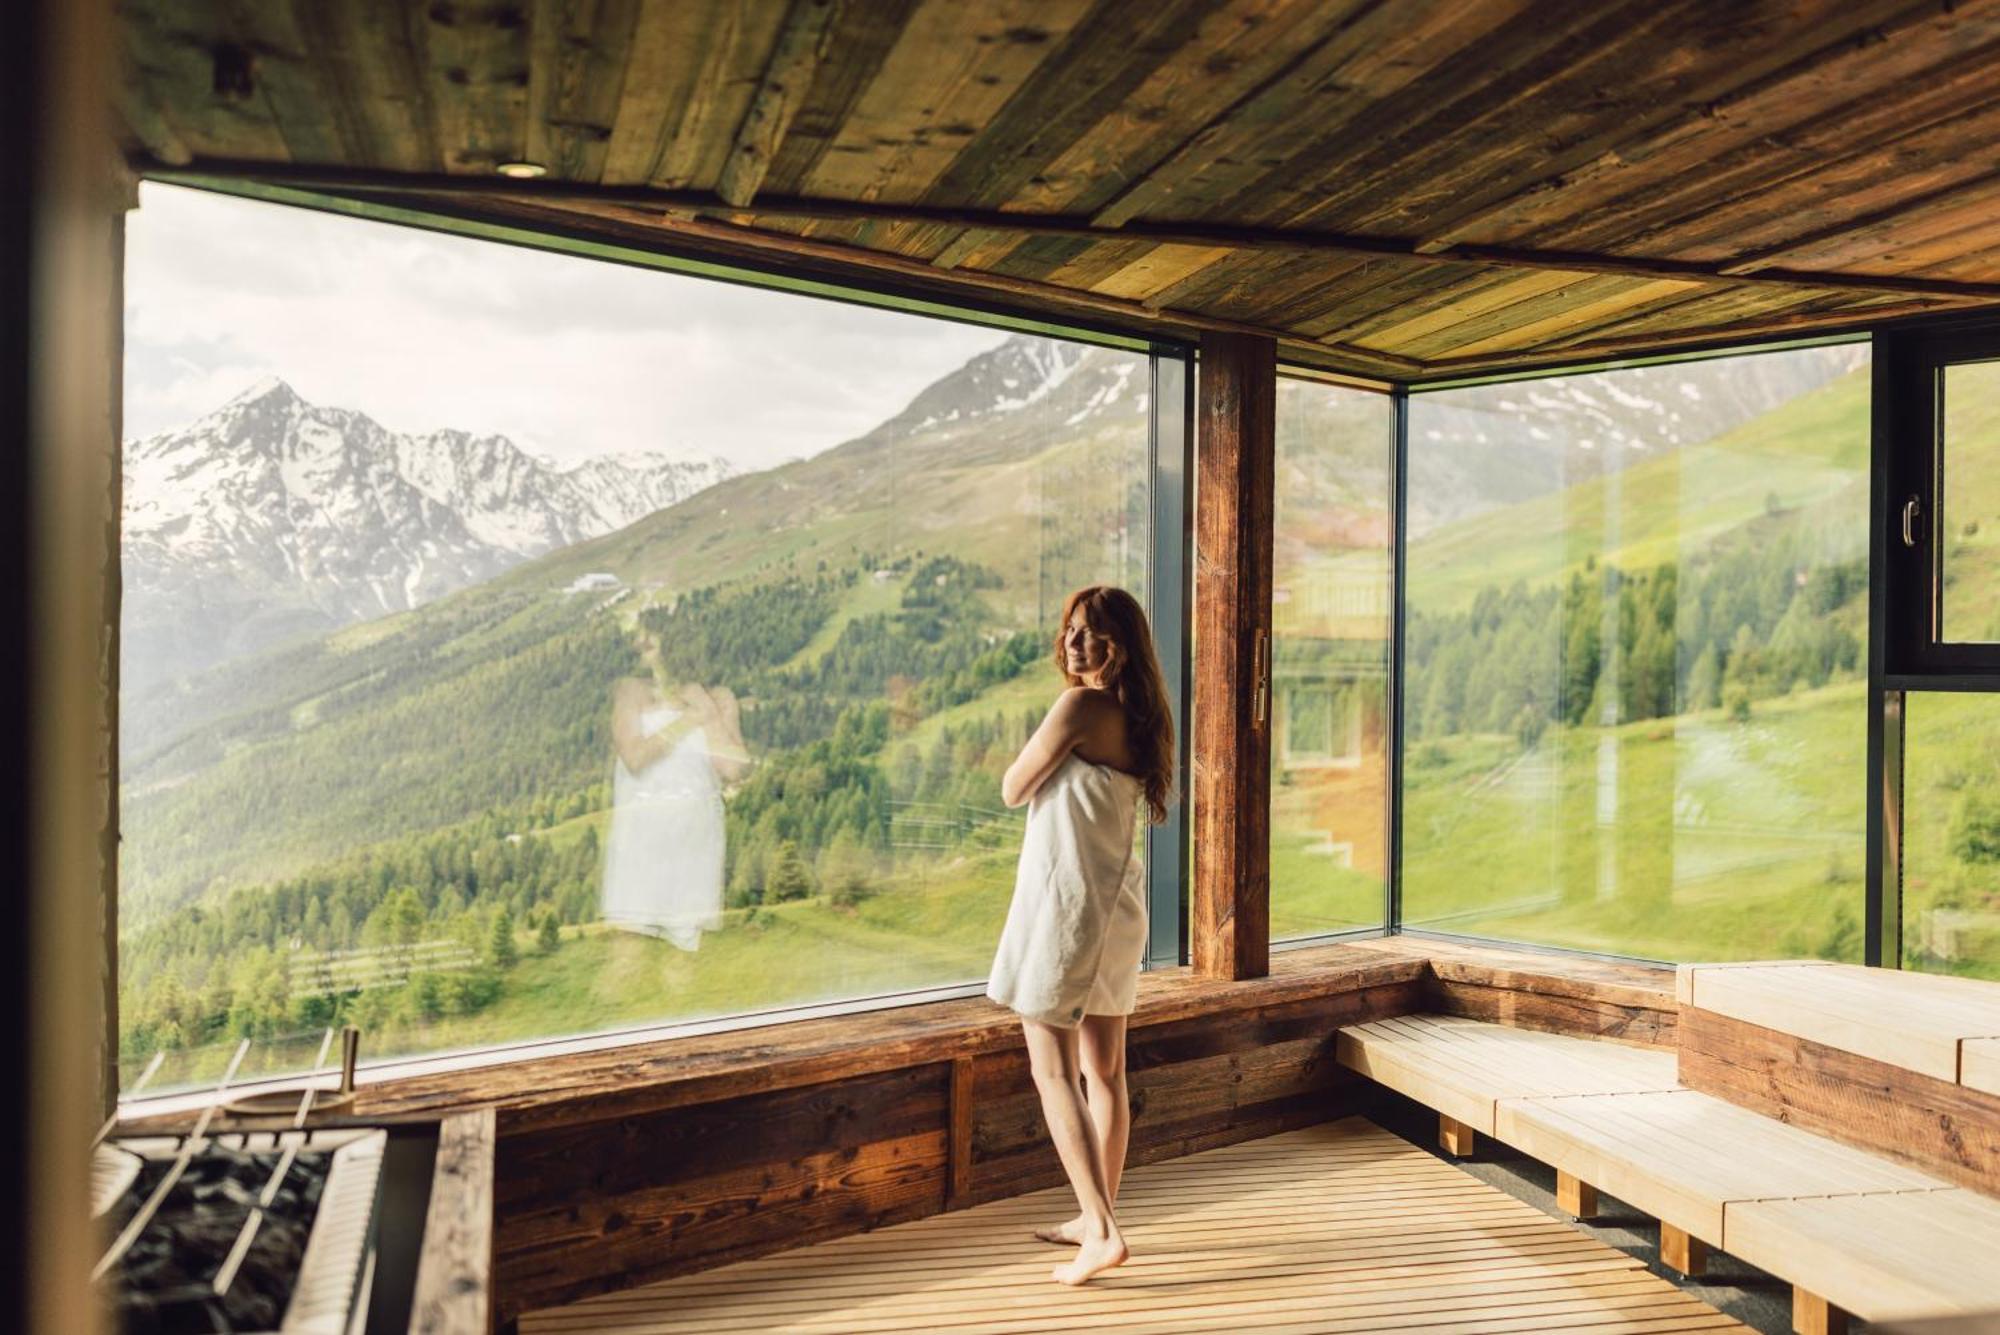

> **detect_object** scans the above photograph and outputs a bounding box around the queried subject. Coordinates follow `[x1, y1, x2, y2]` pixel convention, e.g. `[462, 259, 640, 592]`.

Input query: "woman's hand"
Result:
[686, 683, 752, 782]
[1001, 689, 1094, 808]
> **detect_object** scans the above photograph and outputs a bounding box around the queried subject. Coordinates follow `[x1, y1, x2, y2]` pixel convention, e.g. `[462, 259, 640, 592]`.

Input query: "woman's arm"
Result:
[1001, 689, 1093, 808]
[611, 679, 683, 773]
[696, 685, 753, 783]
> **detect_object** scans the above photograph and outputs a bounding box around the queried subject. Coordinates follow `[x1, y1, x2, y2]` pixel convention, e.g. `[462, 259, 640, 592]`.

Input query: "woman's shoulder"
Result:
[1053, 684, 1119, 714]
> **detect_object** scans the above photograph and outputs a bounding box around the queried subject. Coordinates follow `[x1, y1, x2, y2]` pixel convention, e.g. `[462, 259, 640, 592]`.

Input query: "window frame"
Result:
[1871, 318, 2000, 970]
[1880, 325, 2000, 680]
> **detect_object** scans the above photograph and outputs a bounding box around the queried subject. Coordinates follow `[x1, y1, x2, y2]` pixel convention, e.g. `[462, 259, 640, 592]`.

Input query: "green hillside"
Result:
[118, 349, 1153, 1088]
[1408, 368, 1870, 613]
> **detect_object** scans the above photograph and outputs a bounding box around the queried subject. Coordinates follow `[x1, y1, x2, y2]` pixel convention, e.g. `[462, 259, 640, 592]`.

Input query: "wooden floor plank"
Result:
[522, 1119, 1746, 1335]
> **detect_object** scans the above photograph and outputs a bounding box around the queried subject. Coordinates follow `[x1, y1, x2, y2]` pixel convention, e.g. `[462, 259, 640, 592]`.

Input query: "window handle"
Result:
[1252, 628, 1270, 730]
[1902, 494, 1923, 549]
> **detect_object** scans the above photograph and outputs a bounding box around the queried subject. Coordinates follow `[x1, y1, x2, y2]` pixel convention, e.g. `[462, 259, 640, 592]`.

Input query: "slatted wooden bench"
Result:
[1728, 1190, 2000, 1333]
[1339, 1013, 2000, 1334]
[1334, 1012, 1679, 1158]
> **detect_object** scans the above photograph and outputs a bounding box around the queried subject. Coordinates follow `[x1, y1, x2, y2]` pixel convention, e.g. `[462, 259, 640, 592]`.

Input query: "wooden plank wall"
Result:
[491, 972, 1421, 1321]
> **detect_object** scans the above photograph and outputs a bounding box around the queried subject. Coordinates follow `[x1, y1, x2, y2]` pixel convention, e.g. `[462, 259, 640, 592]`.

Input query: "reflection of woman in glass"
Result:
[987, 585, 1175, 1286]
[601, 631, 750, 949]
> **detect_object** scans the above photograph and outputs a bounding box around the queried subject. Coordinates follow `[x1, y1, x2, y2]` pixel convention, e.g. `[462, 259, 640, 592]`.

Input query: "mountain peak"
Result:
[884, 334, 1090, 435]
[223, 375, 303, 411]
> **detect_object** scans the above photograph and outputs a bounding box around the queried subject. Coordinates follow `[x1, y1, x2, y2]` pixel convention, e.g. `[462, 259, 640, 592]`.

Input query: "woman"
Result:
[601, 630, 750, 949]
[986, 585, 1175, 1286]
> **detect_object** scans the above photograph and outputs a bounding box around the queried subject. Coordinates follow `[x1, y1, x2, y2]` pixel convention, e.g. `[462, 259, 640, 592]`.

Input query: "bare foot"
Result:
[1051, 1230, 1127, 1285]
[1032, 1216, 1085, 1246]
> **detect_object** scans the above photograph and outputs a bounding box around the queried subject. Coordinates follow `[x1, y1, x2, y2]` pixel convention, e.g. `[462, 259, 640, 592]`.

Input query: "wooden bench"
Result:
[1728, 1191, 2000, 1333]
[1678, 961, 2000, 1083]
[1676, 961, 2000, 1195]
[1340, 1012, 2000, 1334]
[1335, 1012, 1678, 1158]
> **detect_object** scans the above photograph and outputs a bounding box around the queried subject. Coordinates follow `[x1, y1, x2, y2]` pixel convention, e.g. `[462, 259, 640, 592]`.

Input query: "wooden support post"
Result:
[1793, 1288, 1849, 1335]
[946, 1056, 974, 1210]
[1191, 331, 1275, 981]
[411, 1108, 496, 1334]
[1438, 1113, 1476, 1158]
[1556, 1169, 1597, 1219]
[1659, 1222, 1707, 1276]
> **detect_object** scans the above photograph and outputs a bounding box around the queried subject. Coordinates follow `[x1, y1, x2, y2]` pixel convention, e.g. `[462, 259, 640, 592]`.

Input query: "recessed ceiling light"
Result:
[496, 161, 547, 180]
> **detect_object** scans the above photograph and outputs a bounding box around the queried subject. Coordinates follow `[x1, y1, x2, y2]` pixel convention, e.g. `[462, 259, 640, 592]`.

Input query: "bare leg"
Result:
[1035, 1013, 1130, 1246]
[1021, 1019, 1127, 1284]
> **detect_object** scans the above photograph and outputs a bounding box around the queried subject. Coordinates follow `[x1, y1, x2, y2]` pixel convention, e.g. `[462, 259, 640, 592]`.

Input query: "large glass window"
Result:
[119, 184, 1163, 1093]
[1269, 378, 1393, 940]
[1902, 693, 2000, 980]
[1938, 361, 2000, 644]
[1401, 344, 1871, 961]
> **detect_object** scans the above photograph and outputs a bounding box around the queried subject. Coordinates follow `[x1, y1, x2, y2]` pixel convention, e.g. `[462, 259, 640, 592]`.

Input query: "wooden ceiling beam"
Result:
[359, 187, 1426, 379]
[135, 156, 2000, 306]
[715, 0, 841, 207]
[1410, 295, 1950, 378]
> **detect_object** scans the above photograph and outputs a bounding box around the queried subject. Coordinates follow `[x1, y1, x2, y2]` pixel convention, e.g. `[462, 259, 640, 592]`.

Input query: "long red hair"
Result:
[1055, 585, 1176, 824]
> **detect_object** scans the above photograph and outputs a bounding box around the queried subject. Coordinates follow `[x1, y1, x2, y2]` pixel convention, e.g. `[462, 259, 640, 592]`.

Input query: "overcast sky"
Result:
[123, 182, 1008, 468]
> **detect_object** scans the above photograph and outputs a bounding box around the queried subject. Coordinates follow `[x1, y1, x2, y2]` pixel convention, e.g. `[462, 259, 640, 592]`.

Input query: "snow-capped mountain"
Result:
[122, 378, 731, 688]
[889, 335, 1090, 433]
[1403, 343, 1869, 536]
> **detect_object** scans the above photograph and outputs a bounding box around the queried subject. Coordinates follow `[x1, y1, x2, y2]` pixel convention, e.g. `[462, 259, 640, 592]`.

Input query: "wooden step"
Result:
[1677, 963, 2000, 1193]
[1726, 1189, 2000, 1323]
[1337, 1013, 1679, 1136]
[1494, 1088, 1951, 1245]
[1676, 962, 2000, 1084]
[1963, 1037, 2000, 1099]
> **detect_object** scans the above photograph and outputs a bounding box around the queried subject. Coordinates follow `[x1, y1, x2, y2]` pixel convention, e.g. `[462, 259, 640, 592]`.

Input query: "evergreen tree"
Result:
[536, 911, 561, 955]
[768, 840, 813, 902]
[490, 909, 518, 969]
[1686, 644, 1722, 711]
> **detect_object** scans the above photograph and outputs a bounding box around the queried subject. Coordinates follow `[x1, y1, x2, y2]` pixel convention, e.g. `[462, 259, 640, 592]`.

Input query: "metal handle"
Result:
[1902, 494, 1922, 549]
[1251, 628, 1270, 729]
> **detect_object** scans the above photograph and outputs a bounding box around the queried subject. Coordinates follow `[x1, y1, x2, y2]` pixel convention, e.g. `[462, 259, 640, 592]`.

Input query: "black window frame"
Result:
[1870, 318, 2000, 970]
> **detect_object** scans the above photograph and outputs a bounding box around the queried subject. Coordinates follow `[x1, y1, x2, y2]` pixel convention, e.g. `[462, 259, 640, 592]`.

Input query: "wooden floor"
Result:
[522, 1118, 1748, 1335]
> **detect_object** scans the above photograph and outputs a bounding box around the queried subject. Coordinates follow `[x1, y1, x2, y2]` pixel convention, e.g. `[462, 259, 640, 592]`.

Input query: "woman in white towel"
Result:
[988, 585, 1175, 1286]
[601, 630, 750, 949]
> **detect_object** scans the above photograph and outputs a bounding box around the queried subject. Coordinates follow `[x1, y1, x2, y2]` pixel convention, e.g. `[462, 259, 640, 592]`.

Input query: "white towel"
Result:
[986, 753, 1148, 1027]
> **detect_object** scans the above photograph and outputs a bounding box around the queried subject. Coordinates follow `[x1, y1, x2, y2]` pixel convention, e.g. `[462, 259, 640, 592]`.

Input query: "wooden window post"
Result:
[1192, 331, 1275, 980]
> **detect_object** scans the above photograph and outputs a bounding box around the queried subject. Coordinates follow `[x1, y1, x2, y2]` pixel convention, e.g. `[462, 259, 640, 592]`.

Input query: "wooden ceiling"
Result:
[115, 0, 2000, 379]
